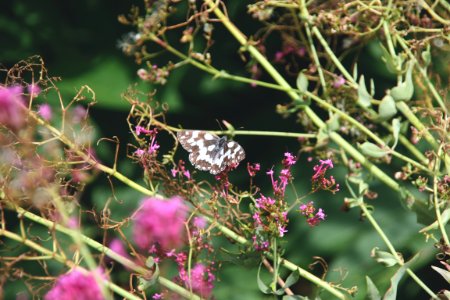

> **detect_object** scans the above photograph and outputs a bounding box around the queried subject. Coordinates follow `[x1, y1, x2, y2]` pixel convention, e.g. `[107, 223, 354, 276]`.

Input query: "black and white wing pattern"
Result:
[177, 130, 245, 175]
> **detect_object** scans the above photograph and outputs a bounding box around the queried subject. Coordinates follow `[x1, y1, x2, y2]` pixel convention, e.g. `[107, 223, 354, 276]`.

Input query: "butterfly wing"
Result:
[209, 140, 245, 175]
[177, 130, 245, 175]
[177, 130, 220, 172]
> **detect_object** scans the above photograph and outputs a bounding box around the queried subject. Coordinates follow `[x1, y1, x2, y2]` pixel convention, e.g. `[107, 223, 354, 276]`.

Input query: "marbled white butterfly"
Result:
[177, 130, 245, 175]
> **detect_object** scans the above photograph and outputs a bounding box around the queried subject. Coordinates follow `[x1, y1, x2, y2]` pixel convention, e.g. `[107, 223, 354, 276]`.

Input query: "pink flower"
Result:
[0, 85, 25, 129]
[38, 104, 52, 121]
[278, 225, 288, 237]
[27, 84, 41, 98]
[181, 263, 215, 298]
[44, 268, 105, 300]
[135, 149, 145, 157]
[193, 217, 207, 229]
[152, 293, 163, 299]
[282, 152, 297, 167]
[247, 162, 260, 177]
[312, 159, 339, 193]
[332, 75, 346, 88]
[109, 238, 129, 258]
[133, 196, 188, 250]
[300, 202, 326, 227]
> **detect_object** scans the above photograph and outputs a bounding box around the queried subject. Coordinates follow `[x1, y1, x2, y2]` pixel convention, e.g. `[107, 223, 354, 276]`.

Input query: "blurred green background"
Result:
[1, 1, 446, 299]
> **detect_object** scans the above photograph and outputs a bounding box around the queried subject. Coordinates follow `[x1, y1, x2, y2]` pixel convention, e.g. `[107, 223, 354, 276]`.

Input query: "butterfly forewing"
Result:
[177, 130, 245, 174]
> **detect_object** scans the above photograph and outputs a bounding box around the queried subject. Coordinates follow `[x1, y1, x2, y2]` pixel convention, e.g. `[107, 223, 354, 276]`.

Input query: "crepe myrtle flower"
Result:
[311, 159, 340, 193]
[44, 268, 106, 300]
[132, 196, 188, 251]
[300, 202, 326, 227]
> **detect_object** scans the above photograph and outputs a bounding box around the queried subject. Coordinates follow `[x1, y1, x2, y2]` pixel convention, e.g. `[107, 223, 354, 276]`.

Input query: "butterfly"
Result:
[177, 130, 245, 175]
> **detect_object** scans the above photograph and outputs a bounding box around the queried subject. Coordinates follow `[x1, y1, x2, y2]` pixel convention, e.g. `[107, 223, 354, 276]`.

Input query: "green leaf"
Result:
[296, 71, 309, 93]
[371, 248, 399, 267]
[378, 95, 397, 121]
[283, 296, 313, 300]
[382, 254, 418, 300]
[431, 265, 450, 283]
[352, 64, 358, 81]
[357, 75, 372, 108]
[390, 62, 414, 102]
[391, 118, 400, 149]
[421, 44, 431, 67]
[283, 271, 300, 289]
[257, 263, 272, 294]
[382, 265, 406, 300]
[366, 276, 381, 300]
[419, 208, 450, 233]
[359, 142, 389, 158]
[326, 114, 340, 132]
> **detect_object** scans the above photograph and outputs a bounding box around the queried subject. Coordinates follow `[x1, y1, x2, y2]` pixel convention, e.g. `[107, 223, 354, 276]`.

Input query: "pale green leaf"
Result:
[366, 276, 381, 300]
[359, 142, 389, 158]
[378, 95, 397, 121]
[357, 75, 372, 108]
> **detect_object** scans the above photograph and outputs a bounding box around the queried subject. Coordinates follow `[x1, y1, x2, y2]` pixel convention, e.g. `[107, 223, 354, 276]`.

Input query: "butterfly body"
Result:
[177, 130, 245, 175]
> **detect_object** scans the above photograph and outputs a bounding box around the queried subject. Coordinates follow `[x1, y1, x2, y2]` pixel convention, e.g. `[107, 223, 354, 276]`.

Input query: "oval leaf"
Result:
[296, 71, 309, 93]
[357, 75, 372, 108]
[378, 95, 397, 121]
[371, 248, 398, 267]
[390, 62, 414, 101]
[359, 142, 389, 158]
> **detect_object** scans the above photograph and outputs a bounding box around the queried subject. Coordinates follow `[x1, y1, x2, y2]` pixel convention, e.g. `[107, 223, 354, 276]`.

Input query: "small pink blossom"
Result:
[283, 152, 297, 167]
[332, 75, 346, 88]
[181, 263, 215, 298]
[135, 149, 145, 157]
[193, 217, 207, 229]
[27, 84, 41, 98]
[133, 196, 188, 251]
[247, 162, 260, 177]
[109, 238, 129, 259]
[0, 85, 25, 129]
[45, 268, 105, 300]
[38, 104, 52, 121]
[278, 225, 288, 237]
[312, 159, 339, 193]
[152, 293, 163, 300]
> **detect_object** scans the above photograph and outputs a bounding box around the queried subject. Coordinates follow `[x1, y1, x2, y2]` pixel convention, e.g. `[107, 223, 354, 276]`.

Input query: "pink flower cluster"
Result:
[247, 162, 260, 177]
[299, 202, 326, 227]
[171, 160, 191, 180]
[132, 196, 188, 251]
[134, 126, 160, 156]
[274, 44, 306, 63]
[252, 194, 289, 245]
[45, 268, 105, 300]
[311, 159, 340, 193]
[0, 85, 25, 129]
[267, 152, 297, 198]
[179, 263, 215, 298]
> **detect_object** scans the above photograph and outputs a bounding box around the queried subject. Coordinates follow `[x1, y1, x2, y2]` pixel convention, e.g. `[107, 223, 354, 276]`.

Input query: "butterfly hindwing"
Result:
[177, 130, 245, 175]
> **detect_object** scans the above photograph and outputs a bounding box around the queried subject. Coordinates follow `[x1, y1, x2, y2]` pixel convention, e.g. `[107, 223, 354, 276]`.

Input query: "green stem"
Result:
[358, 201, 438, 299]
[205, 216, 349, 299]
[433, 147, 450, 246]
[14, 206, 203, 300]
[0, 229, 141, 300]
[396, 36, 447, 114]
[204, 0, 429, 210]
